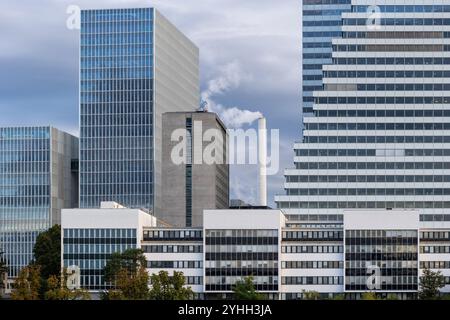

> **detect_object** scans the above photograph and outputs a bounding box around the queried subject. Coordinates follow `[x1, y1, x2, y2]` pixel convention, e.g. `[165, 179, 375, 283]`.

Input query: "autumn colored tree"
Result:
[11, 265, 41, 300]
[361, 292, 378, 300]
[44, 270, 90, 300]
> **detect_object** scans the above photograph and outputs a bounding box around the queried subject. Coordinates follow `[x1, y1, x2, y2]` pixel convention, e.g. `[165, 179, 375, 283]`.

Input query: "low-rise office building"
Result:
[143, 227, 204, 296]
[61, 202, 157, 292]
[61, 206, 450, 299]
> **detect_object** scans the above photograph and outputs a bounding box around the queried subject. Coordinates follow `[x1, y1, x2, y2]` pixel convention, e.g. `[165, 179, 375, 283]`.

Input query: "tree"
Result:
[302, 290, 321, 300]
[0, 252, 8, 294]
[44, 270, 90, 300]
[103, 249, 150, 300]
[104, 249, 147, 282]
[385, 293, 399, 300]
[11, 265, 41, 300]
[419, 268, 445, 300]
[33, 224, 62, 298]
[149, 270, 193, 300]
[232, 276, 264, 300]
[361, 292, 378, 300]
[33, 225, 61, 280]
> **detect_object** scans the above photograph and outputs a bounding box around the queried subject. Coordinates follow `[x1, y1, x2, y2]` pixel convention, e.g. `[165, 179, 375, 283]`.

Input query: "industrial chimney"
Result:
[258, 117, 267, 207]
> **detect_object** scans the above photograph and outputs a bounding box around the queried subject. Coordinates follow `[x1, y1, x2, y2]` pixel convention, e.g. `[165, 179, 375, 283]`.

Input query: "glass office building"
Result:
[79, 8, 199, 215]
[0, 127, 78, 280]
[302, 0, 351, 116]
[277, 0, 450, 217]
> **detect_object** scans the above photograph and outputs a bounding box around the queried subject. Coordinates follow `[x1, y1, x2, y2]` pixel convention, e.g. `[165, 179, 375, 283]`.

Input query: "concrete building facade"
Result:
[161, 111, 229, 227]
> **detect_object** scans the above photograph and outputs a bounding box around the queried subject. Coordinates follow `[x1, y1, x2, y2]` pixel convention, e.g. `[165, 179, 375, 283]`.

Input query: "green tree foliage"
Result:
[11, 265, 41, 300]
[419, 268, 445, 300]
[361, 292, 378, 300]
[149, 270, 193, 300]
[102, 289, 126, 300]
[33, 225, 61, 280]
[44, 270, 90, 300]
[302, 290, 321, 300]
[232, 276, 264, 300]
[385, 293, 399, 300]
[0, 252, 7, 293]
[103, 249, 150, 300]
[32, 225, 62, 297]
[104, 249, 146, 280]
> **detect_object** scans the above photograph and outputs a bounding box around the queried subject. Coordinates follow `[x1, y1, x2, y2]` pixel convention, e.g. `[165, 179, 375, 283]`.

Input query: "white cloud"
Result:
[0, 0, 301, 206]
[212, 106, 262, 129]
[201, 61, 262, 128]
[202, 61, 246, 99]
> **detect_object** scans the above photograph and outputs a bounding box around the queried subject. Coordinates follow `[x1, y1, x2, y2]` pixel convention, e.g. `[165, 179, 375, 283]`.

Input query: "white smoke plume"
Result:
[201, 61, 262, 128]
[230, 173, 257, 205]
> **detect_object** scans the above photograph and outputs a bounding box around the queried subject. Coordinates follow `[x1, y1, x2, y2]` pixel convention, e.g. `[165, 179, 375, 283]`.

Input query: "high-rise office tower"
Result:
[277, 1, 450, 218]
[161, 111, 229, 227]
[302, 0, 351, 116]
[79, 8, 199, 215]
[0, 127, 78, 283]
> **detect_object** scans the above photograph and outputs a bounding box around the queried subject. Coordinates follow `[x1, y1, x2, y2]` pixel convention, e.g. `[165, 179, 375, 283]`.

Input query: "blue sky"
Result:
[0, 0, 301, 207]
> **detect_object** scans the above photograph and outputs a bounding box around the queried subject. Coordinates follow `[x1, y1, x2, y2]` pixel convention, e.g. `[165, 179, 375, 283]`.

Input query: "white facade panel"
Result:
[343, 210, 419, 230]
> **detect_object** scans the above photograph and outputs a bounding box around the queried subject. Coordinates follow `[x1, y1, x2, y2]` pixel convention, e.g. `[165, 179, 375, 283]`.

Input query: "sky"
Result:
[0, 0, 301, 207]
